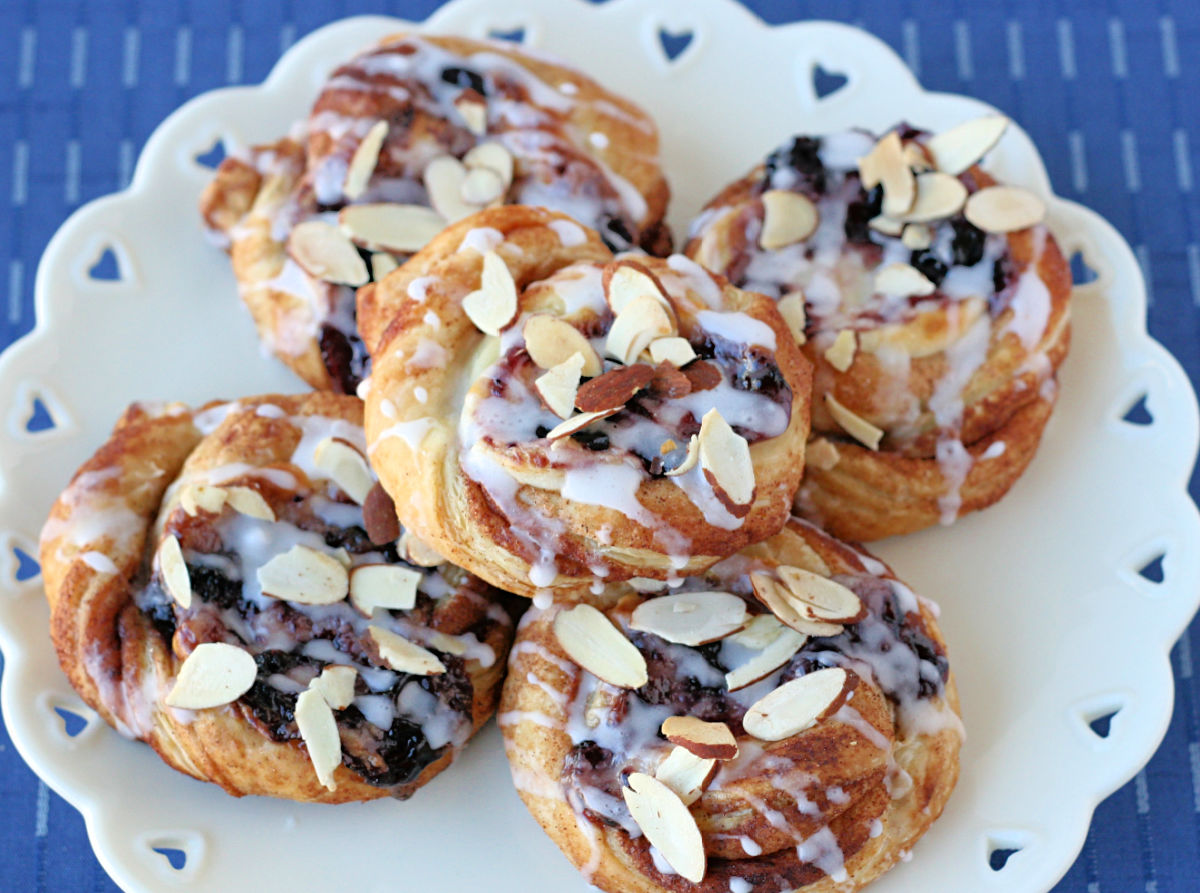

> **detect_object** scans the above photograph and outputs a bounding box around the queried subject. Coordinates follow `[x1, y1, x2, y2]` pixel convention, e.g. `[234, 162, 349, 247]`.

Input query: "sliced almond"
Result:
[157, 534, 191, 609]
[313, 437, 374, 504]
[777, 292, 807, 344]
[603, 261, 671, 315]
[760, 189, 819, 250]
[461, 166, 504, 205]
[463, 141, 514, 188]
[724, 621, 807, 692]
[825, 393, 884, 451]
[750, 573, 844, 638]
[622, 773, 706, 883]
[543, 408, 620, 441]
[629, 592, 747, 647]
[824, 330, 856, 372]
[257, 545, 349, 605]
[348, 564, 423, 615]
[964, 185, 1046, 233]
[340, 203, 446, 254]
[903, 141, 934, 172]
[294, 687, 342, 790]
[727, 612, 791, 650]
[180, 484, 227, 517]
[165, 642, 257, 709]
[310, 665, 357, 710]
[859, 131, 914, 217]
[776, 565, 866, 624]
[743, 667, 855, 741]
[287, 220, 369, 287]
[453, 92, 488, 136]
[648, 336, 696, 367]
[534, 353, 585, 419]
[368, 625, 446, 675]
[901, 223, 932, 250]
[424, 154, 475, 223]
[874, 262, 936, 298]
[399, 530, 443, 567]
[343, 119, 389, 201]
[370, 251, 398, 281]
[604, 295, 674, 365]
[902, 172, 968, 222]
[868, 215, 905, 236]
[523, 315, 602, 375]
[655, 746, 718, 806]
[806, 438, 840, 471]
[226, 485, 275, 521]
[698, 409, 755, 507]
[428, 631, 469, 656]
[363, 483, 401, 546]
[462, 250, 518, 336]
[661, 716, 739, 760]
[575, 363, 653, 413]
[664, 435, 700, 477]
[927, 115, 1009, 175]
[553, 604, 648, 689]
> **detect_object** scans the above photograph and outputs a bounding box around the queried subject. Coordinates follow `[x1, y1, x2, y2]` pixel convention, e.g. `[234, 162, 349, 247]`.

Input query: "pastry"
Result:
[200, 32, 672, 393]
[500, 516, 962, 892]
[40, 393, 515, 802]
[359, 205, 812, 600]
[686, 119, 1071, 539]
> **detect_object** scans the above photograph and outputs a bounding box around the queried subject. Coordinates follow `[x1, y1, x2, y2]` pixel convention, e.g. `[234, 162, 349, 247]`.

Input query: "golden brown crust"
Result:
[41, 393, 514, 803]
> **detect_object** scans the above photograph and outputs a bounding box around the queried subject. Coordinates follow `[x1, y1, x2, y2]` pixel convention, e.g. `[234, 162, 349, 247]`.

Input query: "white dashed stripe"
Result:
[18, 26, 36, 88]
[902, 19, 920, 77]
[70, 26, 87, 88]
[1068, 130, 1088, 193]
[1191, 741, 1200, 811]
[118, 138, 134, 189]
[1007, 21, 1025, 81]
[11, 139, 28, 206]
[1057, 18, 1076, 80]
[122, 26, 140, 88]
[34, 781, 48, 837]
[8, 259, 24, 325]
[1121, 129, 1142, 193]
[1109, 18, 1128, 79]
[954, 20, 973, 81]
[1187, 243, 1200, 308]
[226, 24, 243, 84]
[1160, 15, 1179, 79]
[64, 139, 81, 205]
[175, 26, 191, 87]
[1176, 129, 1194, 193]
[1135, 770, 1150, 814]
[1178, 628, 1193, 680]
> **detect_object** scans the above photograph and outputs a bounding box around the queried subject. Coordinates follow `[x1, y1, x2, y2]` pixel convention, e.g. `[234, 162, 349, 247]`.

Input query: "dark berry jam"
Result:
[844, 184, 884, 244]
[319, 322, 370, 395]
[763, 136, 827, 195]
[909, 249, 948, 287]
[950, 217, 987, 267]
[440, 66, 487, 96]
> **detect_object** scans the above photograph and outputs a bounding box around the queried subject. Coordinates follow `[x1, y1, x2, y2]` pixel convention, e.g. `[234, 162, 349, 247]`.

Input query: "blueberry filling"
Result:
[319, 323, 369, 396]
[950, 217, 987, 267]
[909, 249, 949, 287]
[763, 135, 827, 195]
[843, 183, 884, 244]
[598, 214, 635, 252]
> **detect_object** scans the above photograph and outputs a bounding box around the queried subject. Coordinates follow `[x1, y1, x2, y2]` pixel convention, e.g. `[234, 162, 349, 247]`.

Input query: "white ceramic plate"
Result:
[1, 1, 1196, 891]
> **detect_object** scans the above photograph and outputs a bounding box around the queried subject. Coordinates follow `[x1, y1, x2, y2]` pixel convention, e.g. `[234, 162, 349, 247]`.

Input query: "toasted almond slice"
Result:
[257, 545, 349, 605]
[157, 534, 191, 609]
[901, 223, 932, 250]
[463, 250, 519, 336]
[576, 363, 654, 413]
[310, 665, 357, 710]
[340, 203, 445, 254]
[399, 530, 443, 567]
[859, 132, 915, 217]
[927, 115, 1009, 175]
[964, 185, 1046, 233]
[535, 353, 585, 419]
[603, 261, 672, 315]
[903, 141, 934, 172]
[630, 592, 748, 647]
[424, 155, 476, 223]
[523, 315, 603, 375]
[902, 172, 968, 222]
[655, 746, 718, 806]
[825, 393, 885, 451]
[777, 292, 807, 344]
[288, 220, 369, 286]
[368, 625, 446, 675]
[226, 485, 275, 521]
[428, 631, 469, 656]
[857, 130, 897, 189]
[661, 716, 739, 760]
[553, 604, 648, 689]
[605, 294, 675, 365]
[544, 407, 621, 441]
[348, 564, 422, 615]
[664, 434, 700, 477]
[648, 336, 696, 367]
[165, 642, 257, 709]
[725, 623, 808, 691]
[180, 484, 227, 517]
[760, 189, 819, 250]
[743, 667, 854, 741]
[313, 437, 374, 505]
[343, 119, 389, 200]
[806, 438, 840, 471]
[874, 262, 936, 298]
[294, 687, 341, 790]
[461, 166, 504, 205]
[463, 141, 514, 188]
[750, 573, 844, 638]
[727, 612, 789, 649]
[629, 577, 669, 594]
[454, 92, 488, 135]
[698, 410, 755, 507]
[868, 215, 905, 236]
[776, 566, 866, 624]
[824, 330, 856, 372]
[370, 251, 398, 281]
[622, 773, 706, 883]
[364, 483, 401, 546]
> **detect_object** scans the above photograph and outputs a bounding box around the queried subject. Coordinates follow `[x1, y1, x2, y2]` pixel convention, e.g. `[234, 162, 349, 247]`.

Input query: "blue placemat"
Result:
[1, 1, 1197, 890]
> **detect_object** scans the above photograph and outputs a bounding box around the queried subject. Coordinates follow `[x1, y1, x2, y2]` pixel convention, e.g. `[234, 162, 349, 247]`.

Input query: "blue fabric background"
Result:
[0, 1, 1196, 889]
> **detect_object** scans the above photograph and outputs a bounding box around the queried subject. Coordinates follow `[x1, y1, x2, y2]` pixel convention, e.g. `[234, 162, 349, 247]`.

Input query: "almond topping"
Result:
[655, 746, 717, 806]
[340, 203, 445, 254]
[777, 293, 807, 344]
[257, 545, 349, 605]
[902, 172, 968, 222]
[664, 435, 700, 477]
[776, 565, 866, 623]
[157, 534, 191, 609]
[750, 573, 844, 638]
[622, 773, 707, 883]
[399, 530, 443, 567]
[824, 330, 856, 372]
[901, 223, 932, 250]
[724, 617, 807, 692]
[698, 409, 755, 507]
[759, 189, 819, 250]
[903, 141, 934, 172]
[348, 564, 422, 615]
[874, 262, 936, 298]
[859, 131, 914, 217]
[553, 604, 648, 689]
[603, 261, 671, 315]
[313, 437, 373, 504]
[806, 438, 840, 471]
[165, 642, 257, 709]
[309, 665, 356, 710]
[428, 631, 469, 656]
[534, 353, 585, 419]
[461, 166, 504, 205]
[454, 91, 488, 136]
[575, 363, 653, 413]
[605, 294, 675, 365]
[368, 625, 446, 675]
[927, 115, 1009, 175]
[964, 185, 1046, 233]
[370, 252, 398, 281]
[462, 250, 518, 336]
[543, 408, 621, 441]
[225, 485, 275, 521]
[463, 142, 514, 188]
[294, 687, 341, 790]
[825, 393, 885, 450]
[363, 483, 400, 545]
[424, 155, 476, 223]
[523, 315, 602, 375]
[629, 592, 748, 646]
[682, 360, 721, 392]
[868, 215, 905, 236]
[180, 484, 227, 516]
[287, 221, 369, 286]
[743, 667, 855, 741]
[648, 363, 692, 399]
[661, 716, 739, 760]
[648, 336, 696, 367]
[343, 119, 389, 201]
